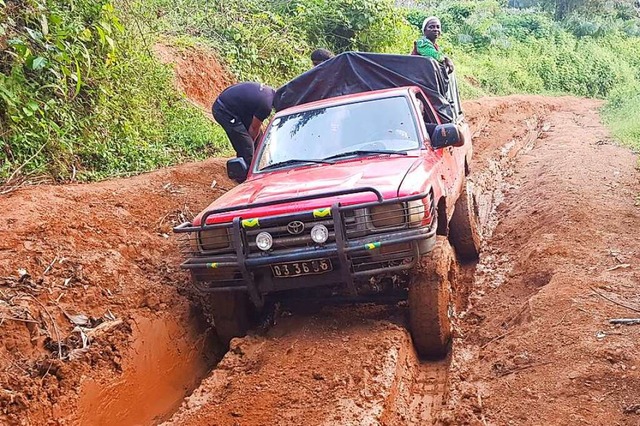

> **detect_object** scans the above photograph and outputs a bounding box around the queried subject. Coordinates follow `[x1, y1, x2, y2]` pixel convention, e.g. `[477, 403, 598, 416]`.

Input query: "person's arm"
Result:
[444, 56, 455, 74]
[416, 38, 445, 62]
[251, 91, 274, 142]
[248, 116, 263, 142]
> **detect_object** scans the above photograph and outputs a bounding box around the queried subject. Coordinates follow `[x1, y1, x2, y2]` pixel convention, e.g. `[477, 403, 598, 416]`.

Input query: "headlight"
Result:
[256, 232, 273, 251]
[407, 200, 426, 226]
[369, 204, 405, 228]
[198, 228, 230, 251]
[310, 224, 329, 244]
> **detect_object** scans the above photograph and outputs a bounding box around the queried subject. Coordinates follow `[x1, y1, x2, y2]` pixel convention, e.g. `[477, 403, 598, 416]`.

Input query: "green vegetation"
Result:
[1, 0, 639, 183]
[0, 0, 223, 182]
[603, 90, 640, 149]
[405, 1, 640, 149]
[136, 0, 410, 85]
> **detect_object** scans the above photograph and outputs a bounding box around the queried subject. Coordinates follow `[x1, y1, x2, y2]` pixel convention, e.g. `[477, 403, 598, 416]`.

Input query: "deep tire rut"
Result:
[406, 359, 450, 423]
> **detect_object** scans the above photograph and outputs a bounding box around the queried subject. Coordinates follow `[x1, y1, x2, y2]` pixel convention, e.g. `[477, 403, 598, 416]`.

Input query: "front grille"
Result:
[350, 242, 416, 274]
[245, 214, 355, 254]
[343, 193, 434, 239]
[177, 224, 235, 257]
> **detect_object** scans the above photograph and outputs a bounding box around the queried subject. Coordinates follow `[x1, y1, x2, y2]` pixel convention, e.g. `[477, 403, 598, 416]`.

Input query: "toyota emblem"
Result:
[287, 220, 305, 235]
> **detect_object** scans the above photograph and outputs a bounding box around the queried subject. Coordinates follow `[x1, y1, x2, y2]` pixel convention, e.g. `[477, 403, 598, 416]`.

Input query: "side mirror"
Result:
[430, 123, 464, 149]
[227, 158, 248, 183]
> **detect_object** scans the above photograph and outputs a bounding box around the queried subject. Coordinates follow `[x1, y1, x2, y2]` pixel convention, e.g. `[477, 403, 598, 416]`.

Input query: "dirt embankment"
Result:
[1, 92, 639, 425]
[446, 97, 640, 425]
[0, 161, 236, 425]
[153, 43, 235, 112]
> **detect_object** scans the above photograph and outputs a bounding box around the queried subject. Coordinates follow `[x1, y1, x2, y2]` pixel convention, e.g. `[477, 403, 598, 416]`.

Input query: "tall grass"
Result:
[603, 90, 640, 150]
[405, 3, 640, 150]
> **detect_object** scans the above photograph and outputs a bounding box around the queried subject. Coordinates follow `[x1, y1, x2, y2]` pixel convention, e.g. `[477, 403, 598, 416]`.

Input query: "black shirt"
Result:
[215, 82, 275, 129]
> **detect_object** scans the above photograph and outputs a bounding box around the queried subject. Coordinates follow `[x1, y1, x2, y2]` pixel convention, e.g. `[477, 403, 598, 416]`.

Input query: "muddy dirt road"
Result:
[1, 95, 638, 426]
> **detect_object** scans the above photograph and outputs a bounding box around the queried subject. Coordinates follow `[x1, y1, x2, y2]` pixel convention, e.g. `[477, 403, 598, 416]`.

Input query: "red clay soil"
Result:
[162, 307, 448, 426]
[159, 96, 640, 426]
[0, 160, 236, 425]
[1, 95, 639, 426]
[444, 96, 640, 425]
[153, 43, 235, 112]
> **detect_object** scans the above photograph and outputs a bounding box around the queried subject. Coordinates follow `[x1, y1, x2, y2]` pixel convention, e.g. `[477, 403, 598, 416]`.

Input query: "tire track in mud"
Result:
[162, 307, 453, 426]
[161, 97, 558, 426]
[402, 358, 450, 423]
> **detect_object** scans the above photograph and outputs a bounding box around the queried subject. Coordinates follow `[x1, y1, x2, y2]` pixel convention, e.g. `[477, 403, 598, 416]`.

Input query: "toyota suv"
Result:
[174, 52, 481, 358]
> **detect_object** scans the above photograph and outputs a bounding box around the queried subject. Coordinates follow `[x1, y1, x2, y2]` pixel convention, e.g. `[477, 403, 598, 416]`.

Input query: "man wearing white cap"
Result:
[412, 16, 455, 74]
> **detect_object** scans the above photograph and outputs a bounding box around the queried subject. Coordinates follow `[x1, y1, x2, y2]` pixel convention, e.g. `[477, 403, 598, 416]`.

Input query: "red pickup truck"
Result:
[174, 53, 480, 358]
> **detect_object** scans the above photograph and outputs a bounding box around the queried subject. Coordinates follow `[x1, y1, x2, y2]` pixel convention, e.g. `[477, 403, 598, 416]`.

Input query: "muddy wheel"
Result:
[209, 291, 254, 345]
[408, 237, 455, 359]
[449, 180, 481, 262]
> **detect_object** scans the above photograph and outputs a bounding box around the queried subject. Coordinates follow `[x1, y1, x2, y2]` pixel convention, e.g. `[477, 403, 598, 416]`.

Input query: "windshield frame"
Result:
[252, 94, 423, 175]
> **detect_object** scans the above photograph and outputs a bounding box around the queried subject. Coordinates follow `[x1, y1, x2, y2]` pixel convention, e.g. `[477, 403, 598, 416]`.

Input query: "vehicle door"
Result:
[414, 91, 458, 198]
[447, 73, 470, 176]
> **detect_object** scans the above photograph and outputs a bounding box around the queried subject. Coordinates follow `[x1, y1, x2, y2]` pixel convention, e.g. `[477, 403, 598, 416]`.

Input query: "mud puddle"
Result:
[76, 312, 218, 426]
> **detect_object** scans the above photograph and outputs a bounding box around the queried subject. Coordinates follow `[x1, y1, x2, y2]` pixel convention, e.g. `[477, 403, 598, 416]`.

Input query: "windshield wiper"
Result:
[261, 158, 333, 170]
[323, 149, 408, 161]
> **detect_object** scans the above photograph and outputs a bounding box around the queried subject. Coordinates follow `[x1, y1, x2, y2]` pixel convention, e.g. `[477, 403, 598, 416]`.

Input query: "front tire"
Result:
[209, 291, 254, 345]
[408, 237, 456, 359]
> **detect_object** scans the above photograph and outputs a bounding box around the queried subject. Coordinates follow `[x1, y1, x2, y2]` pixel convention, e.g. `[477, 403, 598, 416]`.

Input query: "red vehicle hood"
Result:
[196, 155, 422, 225]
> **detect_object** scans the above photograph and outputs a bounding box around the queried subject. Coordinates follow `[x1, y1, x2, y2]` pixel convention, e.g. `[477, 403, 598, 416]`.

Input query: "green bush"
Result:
[0, 0, 223, 182]
[287, 0, 408, 53]
[500, 10, 555, 39]
[2, 0, 640, 182]
[141, 0, 409, 82]
[138, 0, 312, 85]
[603, 87, 640, 150]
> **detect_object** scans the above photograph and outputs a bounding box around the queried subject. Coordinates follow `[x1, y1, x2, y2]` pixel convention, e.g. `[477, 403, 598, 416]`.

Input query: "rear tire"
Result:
[408, 237, 456, 359]
[209, 292, 254, 345]
[449, 180, 481, 262]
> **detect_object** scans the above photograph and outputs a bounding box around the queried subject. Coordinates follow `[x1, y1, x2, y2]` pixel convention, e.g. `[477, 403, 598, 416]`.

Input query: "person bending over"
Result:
[212, 82, 275, 166]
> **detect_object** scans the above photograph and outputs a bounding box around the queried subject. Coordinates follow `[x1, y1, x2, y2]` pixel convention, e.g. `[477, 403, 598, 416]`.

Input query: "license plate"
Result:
[271, 258, 333, 278]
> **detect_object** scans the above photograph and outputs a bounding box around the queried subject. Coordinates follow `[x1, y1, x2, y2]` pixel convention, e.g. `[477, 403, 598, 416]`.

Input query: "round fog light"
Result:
[256, 232, 273, 251]
[310, 224, 329, 244]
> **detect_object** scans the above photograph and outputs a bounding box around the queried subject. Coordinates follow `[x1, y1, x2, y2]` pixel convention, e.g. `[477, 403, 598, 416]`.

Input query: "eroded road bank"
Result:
[2, 96, 638, 426]
[76, 313, 216, 425]
[445, 97, 640, 425]
[0, 161, 234, 425]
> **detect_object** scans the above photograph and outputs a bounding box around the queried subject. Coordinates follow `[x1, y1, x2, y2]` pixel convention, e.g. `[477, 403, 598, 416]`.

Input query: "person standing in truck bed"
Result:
[212, 82, 276, 166]
[412, 16, 455, 75]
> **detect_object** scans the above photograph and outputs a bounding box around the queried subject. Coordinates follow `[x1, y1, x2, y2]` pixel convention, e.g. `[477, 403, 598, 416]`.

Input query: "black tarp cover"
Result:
[273, 52, 453, 123]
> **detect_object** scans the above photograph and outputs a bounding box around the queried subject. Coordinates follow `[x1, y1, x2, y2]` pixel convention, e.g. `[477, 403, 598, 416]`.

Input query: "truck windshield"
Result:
[256, 96, 420, 171]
